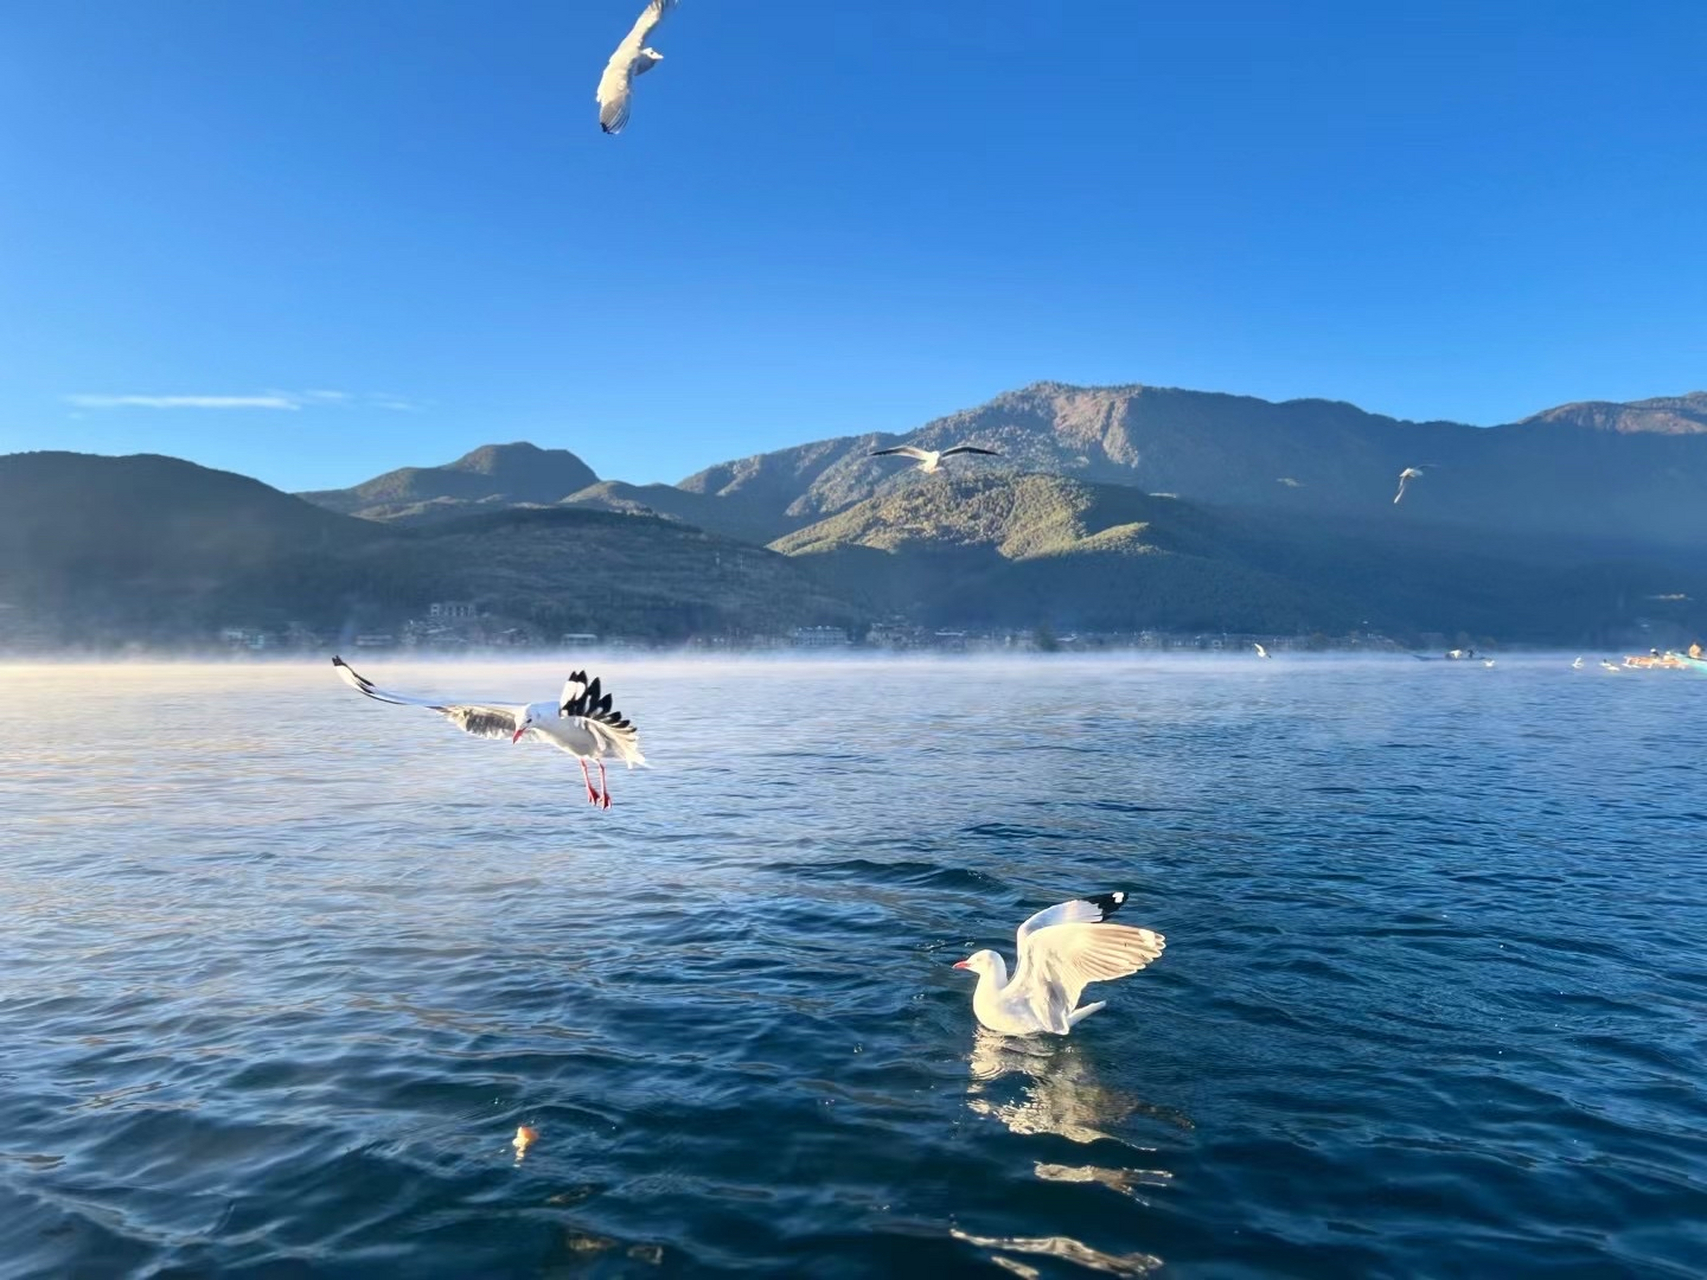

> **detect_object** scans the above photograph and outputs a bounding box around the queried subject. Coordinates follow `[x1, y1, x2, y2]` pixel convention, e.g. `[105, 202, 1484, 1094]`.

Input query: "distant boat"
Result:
[1623, 653, 1689, 670]
[1445, 648, 1477, 661]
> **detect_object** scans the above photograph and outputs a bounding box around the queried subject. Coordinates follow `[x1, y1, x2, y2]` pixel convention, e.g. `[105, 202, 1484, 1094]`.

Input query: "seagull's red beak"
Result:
[512, 727, 526, 744]
[952, 960, 969, 970]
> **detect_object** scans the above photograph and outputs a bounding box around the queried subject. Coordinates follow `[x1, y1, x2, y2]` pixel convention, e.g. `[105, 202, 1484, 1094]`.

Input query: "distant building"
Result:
[220, 627, 270, 650]
[791, 626, 850, 649]
[428, 601, 476, 620]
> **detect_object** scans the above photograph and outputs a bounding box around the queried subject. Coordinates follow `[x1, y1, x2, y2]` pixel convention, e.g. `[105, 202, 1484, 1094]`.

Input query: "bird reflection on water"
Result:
[958, 1031, 1187, 1275]
[966, 1030, 1190, 1148]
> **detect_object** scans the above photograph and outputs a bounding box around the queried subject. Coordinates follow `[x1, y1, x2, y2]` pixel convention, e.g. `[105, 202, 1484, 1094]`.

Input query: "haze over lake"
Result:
[3, 657, 1704, 1276]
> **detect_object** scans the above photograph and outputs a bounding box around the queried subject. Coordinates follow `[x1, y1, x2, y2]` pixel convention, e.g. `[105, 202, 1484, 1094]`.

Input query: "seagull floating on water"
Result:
[870, 443, 1001, 474]
[1393, 466, 1425, 504]
[953, 892, 1165, 1036]
[331, 657, 645, 808]
[596, 0, 677, 135]
[1600, 659, 1620, 673]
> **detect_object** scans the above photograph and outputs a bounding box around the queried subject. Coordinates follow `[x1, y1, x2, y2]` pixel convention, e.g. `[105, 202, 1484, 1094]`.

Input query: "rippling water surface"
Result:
[3, 656, 1705, 1278]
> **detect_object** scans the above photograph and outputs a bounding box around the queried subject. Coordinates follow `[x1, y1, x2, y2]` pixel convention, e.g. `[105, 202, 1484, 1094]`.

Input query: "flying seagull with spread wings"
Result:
[331, 657, 645, 808]
[952, 892, 1166, 1036]
[1393, 466, 1425, 504]
[870, 444, 1001, 474]
[596, 0, 678, 135]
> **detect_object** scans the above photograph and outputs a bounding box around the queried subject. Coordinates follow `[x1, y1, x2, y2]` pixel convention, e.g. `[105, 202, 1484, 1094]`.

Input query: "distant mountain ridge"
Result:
[298, 382, 1707, 550]
[299, 441, 600, 521]
[0, 452, 858, 644]
[771, 471, 1707, 642]
[1520, 393, 1707, 435]
[677, 382, 1707, 546]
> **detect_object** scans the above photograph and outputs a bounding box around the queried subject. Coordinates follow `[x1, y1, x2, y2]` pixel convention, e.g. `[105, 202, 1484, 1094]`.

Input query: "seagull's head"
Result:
[952, 949, 1000, 977]
[639, 46, 664, 62]
[512, 708, 537, 744]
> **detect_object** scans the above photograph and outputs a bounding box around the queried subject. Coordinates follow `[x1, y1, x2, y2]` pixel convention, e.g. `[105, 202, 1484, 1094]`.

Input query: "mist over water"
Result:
[2, 656, 1704, 1277]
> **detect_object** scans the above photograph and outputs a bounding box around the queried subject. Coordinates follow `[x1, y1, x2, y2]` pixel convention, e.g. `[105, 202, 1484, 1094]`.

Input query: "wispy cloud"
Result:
[63, 389, 426, 412]
[66, 393, 303, 410]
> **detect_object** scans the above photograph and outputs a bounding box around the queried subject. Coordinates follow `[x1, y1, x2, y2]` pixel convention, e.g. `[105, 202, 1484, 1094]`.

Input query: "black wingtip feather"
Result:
[1085, 891, 1127, 920]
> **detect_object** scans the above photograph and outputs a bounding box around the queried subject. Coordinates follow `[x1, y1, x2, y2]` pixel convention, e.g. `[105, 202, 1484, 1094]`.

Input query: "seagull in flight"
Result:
[1253, 642, 1271, 659]
[1393, 466, 1425, 504]
[952, 892, 1165, 1036]
[1571, 656, 1584, 669]
[870, 444, 1001, 474]
[596, 0, 677, 135]
[331, 657, 645, 808]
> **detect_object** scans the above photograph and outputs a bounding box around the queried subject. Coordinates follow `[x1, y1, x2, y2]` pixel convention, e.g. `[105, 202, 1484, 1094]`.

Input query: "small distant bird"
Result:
[1483, 659, 1496, 668]
[1571, 656, 1584, 669]
[1253, 642, 1271, 659]
[596, 0, 678, 135]
[331, 658, 645, 808]
[869, 444, 1001, 474]
[1393, 467, 1425, 504]
[1600, 659, 1620, 672]
[952, 892, 1165, 1036]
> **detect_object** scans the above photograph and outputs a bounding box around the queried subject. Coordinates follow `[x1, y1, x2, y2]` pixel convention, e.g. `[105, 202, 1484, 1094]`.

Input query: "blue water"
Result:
[2, 656, 1704, 1278]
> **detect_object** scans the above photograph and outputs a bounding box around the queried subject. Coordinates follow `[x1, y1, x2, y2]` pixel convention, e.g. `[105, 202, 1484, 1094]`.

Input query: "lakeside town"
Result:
[0, 595, 1448, 658]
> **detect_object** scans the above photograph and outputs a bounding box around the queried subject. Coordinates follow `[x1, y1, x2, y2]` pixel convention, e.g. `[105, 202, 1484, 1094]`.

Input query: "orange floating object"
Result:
[513, 1125, 538, 1156]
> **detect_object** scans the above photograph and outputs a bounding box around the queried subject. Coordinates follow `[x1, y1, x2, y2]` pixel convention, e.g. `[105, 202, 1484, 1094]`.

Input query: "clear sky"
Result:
[2, 0, 1703, 493]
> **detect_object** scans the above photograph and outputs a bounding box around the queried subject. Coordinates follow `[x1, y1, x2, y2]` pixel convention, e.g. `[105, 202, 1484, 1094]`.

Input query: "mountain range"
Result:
[3, 381, 1703, 648]
[300, 383, 1707, 551]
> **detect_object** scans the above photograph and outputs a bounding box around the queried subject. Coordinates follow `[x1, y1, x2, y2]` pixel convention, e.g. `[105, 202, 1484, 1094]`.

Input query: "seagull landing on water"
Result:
[870, 444, 1001, 475]
[952, 893, 1165, 1036]
[596, 0, 678, 135]
[1393, 467, 1426, 504]
[1253, 642, 1271, 659]
[331, 658, 645, 808]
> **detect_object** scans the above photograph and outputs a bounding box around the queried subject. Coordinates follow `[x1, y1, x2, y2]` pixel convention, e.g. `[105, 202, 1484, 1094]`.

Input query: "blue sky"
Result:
[2, 0, 1703, 492]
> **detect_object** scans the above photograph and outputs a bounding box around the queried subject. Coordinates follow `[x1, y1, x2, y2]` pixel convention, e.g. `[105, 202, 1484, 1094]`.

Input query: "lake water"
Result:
[2, 656, 1705, 1278]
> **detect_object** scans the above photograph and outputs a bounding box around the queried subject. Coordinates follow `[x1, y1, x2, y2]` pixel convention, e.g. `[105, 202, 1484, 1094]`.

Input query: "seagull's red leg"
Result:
[579, 757, 599, 805]
[597, 760, 610, 809]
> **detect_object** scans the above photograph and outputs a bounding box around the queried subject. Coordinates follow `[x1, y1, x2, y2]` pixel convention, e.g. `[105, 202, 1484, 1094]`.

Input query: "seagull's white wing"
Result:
[596, 0, 676, 134]
[1011, 917, 1166, 1033]
[1014, 892, 1130, 952]
[939, 445, 1001, 457]
[332, 656, 522, 742]
[871, 446, 931, 461]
